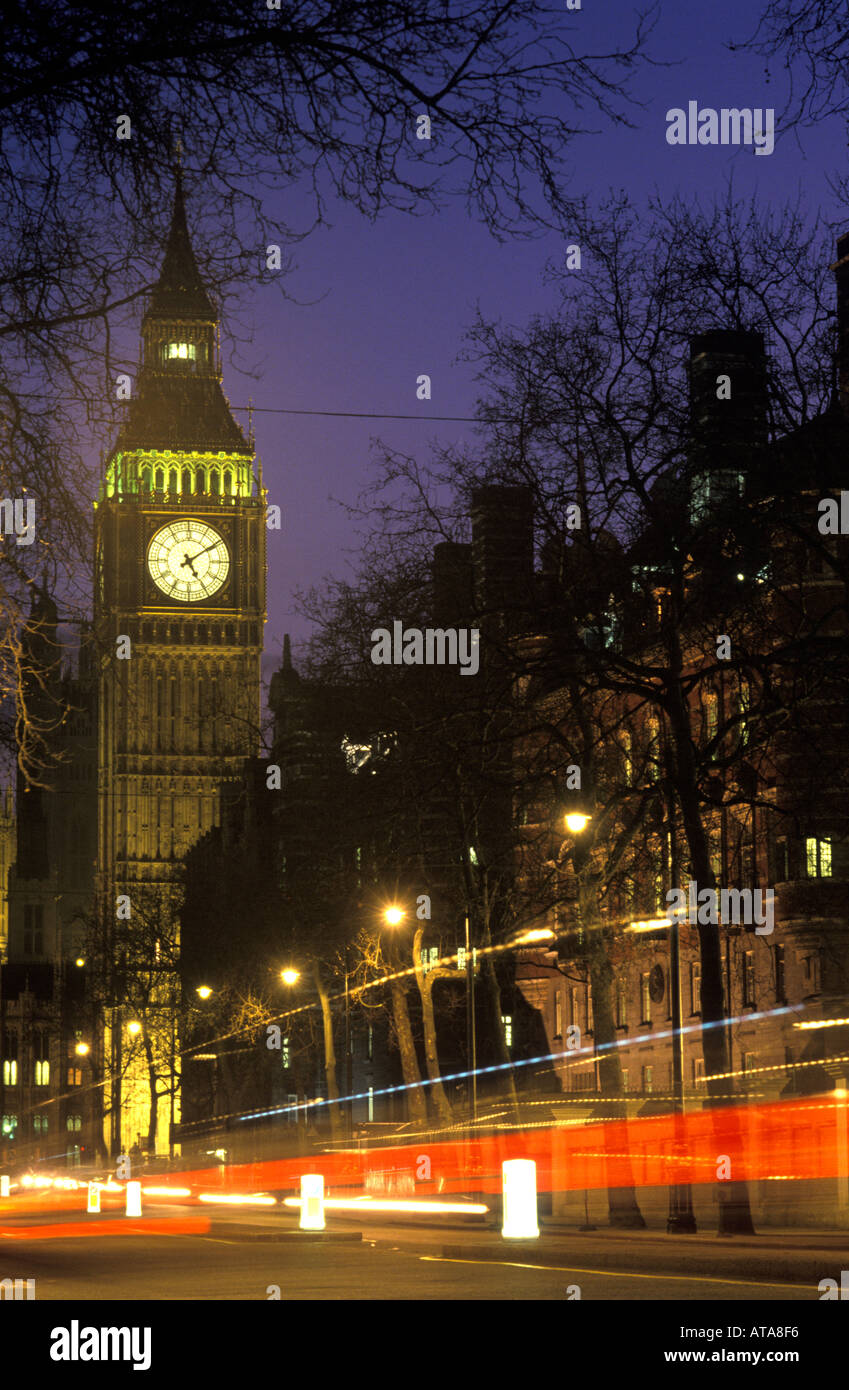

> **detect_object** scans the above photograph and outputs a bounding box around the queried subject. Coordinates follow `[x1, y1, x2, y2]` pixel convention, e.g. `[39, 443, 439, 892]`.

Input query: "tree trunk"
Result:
[480, 948, 521, 1116]
[389, 976, 428, 1125]
[413, 926, 453, 1124]
[312, 961, 342, 1142]
[578, 880, 646, 1228]
[142, 1027, 157, 1154]
[666, 668, 756, 1235]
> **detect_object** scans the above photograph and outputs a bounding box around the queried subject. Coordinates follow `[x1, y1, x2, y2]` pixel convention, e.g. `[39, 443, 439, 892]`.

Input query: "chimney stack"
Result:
[688, 329, 767, 515]
[470, 485, 534, 617]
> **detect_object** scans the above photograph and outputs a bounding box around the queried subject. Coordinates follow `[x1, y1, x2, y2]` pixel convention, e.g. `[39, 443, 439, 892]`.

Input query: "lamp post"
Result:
[343, 945, 352, 1138]
[464, 912, 477, 1122]
[666, 908, 697, 1233]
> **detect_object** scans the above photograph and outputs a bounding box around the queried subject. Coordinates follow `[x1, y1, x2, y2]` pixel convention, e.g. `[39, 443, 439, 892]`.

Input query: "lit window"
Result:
[66, 1115, 82, 1133]
[281, 1037, 290, 1068]
[1, 1114, 17, 1139]
[738, 680, 751, 746]
[743, 950, 756, 1007]
[693, 1057, 705, 1087]
[166, 342, 196, 361]
[586, 985, 593, 1034]
[806, 837, 832, 878]
[640, 972, 651, 1023]
[554, 993, 563, 1038]
[33, 1115, 47, 1136]
[704, 692, 718, 741]
[616, 977, 627, 1028]
[34, 1060, 49, 1086]
[67, 1067, 82, 1087]
[3, 1060, 16, 1086]
[502, 1015, 513, 1050]
[621, 730, 633, 786]
[642, 1065, 653, 1093]
[690, 962, 701, 1014]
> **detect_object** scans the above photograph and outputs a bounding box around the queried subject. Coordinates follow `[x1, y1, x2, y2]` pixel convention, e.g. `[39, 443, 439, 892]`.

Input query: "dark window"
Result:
[774, 944, 785, 1001]
[23, 904, 44, 955]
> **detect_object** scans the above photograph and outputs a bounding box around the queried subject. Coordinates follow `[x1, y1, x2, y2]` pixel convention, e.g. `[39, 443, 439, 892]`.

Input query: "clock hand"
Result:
[180, 553, 199, 576]
[190, 537, 224, 560]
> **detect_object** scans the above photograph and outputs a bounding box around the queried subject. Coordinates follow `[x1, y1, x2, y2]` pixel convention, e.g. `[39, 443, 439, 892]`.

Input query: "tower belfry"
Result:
[95, 174, 267, 1154]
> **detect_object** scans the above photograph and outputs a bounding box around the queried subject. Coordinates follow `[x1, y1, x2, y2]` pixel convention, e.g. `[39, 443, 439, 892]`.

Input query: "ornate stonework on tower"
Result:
[95, 173, 266, 1152]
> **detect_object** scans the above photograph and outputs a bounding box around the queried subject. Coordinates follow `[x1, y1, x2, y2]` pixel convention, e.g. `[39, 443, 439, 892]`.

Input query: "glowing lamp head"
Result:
[281, 969, 300, 986]
[75, 1042, 90, 1057]
[75, 957, 85, 968]
[196, 985, 212, 1000]
[564, 812, 591, 835]
[127, 1021, 142, 1037]
[383, 906, 405, 927]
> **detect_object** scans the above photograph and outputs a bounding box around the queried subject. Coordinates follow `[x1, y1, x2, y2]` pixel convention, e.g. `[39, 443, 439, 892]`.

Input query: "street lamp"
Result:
[383, 906, 405, 927]
[564, 812, 592, 835]
[280, 968, 300, 986]
[75, 1042, 90, 1057]
[196, 985, 212, 1000]
[127, 1021, 142, 1037]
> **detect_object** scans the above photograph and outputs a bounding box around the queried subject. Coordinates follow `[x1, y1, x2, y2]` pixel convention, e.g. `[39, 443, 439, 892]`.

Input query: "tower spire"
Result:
[147, 169, 215, 321]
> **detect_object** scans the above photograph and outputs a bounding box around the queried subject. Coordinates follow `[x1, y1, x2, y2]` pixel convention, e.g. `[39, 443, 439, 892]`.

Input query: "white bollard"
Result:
[0, 1175, 9, 1198]
[87, 1182, 101, 1213]
[501, 1159, 539, 1239]
[299, 1173, 325, 1231]
[125, 1180, 142, 1217]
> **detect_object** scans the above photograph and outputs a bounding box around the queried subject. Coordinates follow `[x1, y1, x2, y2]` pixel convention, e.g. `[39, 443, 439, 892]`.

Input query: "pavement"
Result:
[201, 1207, 849, 1287]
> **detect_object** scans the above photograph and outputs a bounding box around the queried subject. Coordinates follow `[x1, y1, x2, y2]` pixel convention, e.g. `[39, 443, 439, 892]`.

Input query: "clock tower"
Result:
[95, 172, 266, 1153]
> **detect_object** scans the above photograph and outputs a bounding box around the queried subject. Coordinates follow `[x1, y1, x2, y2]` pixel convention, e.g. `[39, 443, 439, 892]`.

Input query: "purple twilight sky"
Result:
[177, 0, 844, 684]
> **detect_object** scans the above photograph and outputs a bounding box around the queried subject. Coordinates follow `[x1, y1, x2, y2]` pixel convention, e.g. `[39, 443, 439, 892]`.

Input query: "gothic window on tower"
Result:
[34, 1031, 49, 1086]
[24, 904, 44, 955]
[156, 677, 164, 751]
[164, 342, 196, 362]
[170, 678, 179, 749]
[3, 1030, 18, 1087]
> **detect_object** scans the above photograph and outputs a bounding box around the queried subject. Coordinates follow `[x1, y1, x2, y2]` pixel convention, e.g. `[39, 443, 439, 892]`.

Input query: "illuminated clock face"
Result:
[147, 520, 229, 602]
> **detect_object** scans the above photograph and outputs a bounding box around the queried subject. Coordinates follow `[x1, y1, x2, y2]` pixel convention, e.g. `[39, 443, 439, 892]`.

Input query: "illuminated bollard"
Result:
[125, 1180, 142, 1217]
[501, 1159, 539, 1239]
[0, 1175, 9, 1197]
[299, 1174, 325, 1231]
[87, 1183, 101, 1213]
